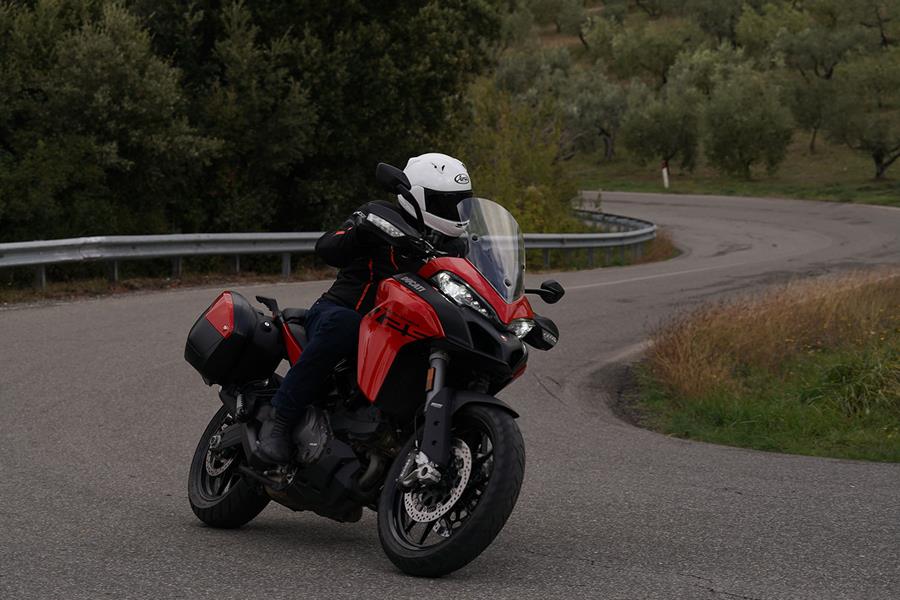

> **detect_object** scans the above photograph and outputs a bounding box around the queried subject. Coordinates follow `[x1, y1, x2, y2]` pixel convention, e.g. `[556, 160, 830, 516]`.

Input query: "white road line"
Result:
[566, 260, 757, 291]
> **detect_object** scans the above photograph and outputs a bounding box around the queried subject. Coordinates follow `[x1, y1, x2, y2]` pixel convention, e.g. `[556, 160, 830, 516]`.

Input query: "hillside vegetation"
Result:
[497, 1, 900, 205]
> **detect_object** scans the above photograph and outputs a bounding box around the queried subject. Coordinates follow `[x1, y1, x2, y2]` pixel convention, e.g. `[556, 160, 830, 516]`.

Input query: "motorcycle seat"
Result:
[286, 322, 308, 349]
[281, 308, 309, 350]
[282, 308, 308, 324]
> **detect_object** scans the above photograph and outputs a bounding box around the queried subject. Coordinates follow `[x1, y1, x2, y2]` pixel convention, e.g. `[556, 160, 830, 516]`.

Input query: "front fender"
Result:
[452, 390, 519, 418]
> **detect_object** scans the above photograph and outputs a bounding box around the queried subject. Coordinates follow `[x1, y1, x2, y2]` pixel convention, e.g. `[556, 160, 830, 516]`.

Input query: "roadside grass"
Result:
[636, 270, 900, 462]
[527, 228, 679, 272]
[571, 138, 900, 207]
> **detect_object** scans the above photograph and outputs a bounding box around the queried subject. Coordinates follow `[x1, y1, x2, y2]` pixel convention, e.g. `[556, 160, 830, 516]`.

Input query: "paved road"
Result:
[1, 193, 898, 600]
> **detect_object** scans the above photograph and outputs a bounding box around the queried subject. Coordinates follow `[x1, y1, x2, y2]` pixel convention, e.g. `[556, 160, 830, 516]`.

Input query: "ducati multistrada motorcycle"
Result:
[184, 163, 563, 577]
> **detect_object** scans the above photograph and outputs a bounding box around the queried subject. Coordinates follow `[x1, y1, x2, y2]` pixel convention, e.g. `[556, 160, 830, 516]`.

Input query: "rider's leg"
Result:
[256, 300, 362, 464]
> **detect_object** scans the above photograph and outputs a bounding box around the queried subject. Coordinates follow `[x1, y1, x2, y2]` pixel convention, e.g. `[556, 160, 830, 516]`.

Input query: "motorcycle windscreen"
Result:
[458, 197, 526, 303]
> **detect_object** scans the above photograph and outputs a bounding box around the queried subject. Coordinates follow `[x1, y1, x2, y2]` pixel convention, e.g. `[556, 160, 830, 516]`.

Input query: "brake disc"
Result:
[403, 439, 472, 523]
[205, 420, 237, 476]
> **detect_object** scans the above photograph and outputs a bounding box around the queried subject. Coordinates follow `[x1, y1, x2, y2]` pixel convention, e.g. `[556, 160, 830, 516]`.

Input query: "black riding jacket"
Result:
[316, 201, 466, 314]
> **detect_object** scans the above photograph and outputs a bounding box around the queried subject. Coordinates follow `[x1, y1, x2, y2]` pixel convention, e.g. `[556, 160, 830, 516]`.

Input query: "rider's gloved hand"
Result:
[346, 211, 382, 246]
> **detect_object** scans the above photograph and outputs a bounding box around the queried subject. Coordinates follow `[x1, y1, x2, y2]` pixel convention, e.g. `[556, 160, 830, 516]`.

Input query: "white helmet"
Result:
[398, 153, 472, 238]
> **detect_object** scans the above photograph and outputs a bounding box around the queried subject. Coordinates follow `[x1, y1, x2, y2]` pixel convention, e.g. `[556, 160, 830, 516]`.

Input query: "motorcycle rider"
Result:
[256, 153, 474, 464]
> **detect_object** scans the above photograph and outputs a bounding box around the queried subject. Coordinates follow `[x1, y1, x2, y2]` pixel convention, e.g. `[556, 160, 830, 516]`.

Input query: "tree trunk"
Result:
[873, 154, 886, 179]
[602, 134, 615, 161]
[578, 31, 589, 50]
[808, 128, 818, 154]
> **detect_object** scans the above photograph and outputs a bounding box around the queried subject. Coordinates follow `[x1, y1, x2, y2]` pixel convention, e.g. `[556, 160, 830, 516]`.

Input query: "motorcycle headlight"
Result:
[431, 271, 496, 320]
[508, 318, 535, 339]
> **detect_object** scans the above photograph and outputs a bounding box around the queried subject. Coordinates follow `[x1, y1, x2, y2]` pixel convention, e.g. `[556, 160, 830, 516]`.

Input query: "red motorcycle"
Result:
[184, 164, 563, 577]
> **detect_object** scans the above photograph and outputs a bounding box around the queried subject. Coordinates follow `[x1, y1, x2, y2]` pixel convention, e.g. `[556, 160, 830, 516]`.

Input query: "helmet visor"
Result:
[424, 189, 472, 222]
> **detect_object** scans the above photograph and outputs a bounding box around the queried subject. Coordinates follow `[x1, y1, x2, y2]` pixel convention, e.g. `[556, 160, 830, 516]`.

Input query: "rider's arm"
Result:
[315, 212, 366, 268]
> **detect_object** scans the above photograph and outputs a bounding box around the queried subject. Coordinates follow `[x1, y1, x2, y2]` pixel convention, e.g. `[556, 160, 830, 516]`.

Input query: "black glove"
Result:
[350, 210, 392, 247]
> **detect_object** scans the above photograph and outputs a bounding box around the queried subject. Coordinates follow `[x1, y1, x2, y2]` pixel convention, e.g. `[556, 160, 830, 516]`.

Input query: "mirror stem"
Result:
[398, 186, 427, 234]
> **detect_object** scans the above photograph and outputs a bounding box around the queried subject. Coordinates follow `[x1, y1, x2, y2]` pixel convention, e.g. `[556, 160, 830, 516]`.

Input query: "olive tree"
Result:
[667, 44, 748, 97]
[558, 69, 628, 160]
[494, 44, 573, 101]
[738, 1, 870, 152]
[609, 17, 707, 87]
[826, 48, 900, 179]
[703, 66, 793, 178]
[621, 83, 701, 171]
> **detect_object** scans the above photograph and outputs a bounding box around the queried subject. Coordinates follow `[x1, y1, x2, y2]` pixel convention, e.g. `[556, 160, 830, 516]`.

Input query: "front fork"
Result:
[398, 349, 454, 489]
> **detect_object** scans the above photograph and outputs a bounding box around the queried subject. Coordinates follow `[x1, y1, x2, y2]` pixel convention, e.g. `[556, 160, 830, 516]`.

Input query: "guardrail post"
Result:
[281, 253, 291, 278]
[107, 261, 119, 284]
[172, 257, 183, 279]
[633, 243, 644, 260]
[604, 247, 613, 265]
[587, 247, 595, 268]
[542, 249, 550, 270]
[234, 255, 241, 274]
[34, 265, 46, 290]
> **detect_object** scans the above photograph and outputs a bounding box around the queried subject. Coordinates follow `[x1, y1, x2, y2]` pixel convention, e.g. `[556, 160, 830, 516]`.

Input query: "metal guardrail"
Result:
[0, 209, 655, 289]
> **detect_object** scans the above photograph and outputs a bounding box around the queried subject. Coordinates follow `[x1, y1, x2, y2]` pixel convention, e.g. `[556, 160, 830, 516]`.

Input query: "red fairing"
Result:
[419, 257, 534, 324]
[205, 292, 234, 339]
[357, 279, 445, 401]
[281, 322, 302, 365]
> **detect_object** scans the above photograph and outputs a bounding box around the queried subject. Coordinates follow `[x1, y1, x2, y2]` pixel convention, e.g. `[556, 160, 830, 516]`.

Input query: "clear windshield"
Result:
[458, 197, 525, 302]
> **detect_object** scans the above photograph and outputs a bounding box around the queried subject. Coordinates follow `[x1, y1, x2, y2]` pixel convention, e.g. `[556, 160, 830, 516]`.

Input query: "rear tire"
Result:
[188, 405, 270, 528]
[377, 404, 525, 577]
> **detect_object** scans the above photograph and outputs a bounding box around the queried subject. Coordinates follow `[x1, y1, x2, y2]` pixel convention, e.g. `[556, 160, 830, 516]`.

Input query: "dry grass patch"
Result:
[638, 269, 900, 461]
[635, 229, 678, 265]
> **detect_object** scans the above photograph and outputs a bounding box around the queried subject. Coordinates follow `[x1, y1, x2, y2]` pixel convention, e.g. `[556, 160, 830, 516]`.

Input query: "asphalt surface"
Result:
[1, 192, 898, 600]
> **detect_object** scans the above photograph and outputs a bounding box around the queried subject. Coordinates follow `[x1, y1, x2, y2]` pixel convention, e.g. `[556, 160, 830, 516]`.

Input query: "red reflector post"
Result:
[205, 292, 235, 339]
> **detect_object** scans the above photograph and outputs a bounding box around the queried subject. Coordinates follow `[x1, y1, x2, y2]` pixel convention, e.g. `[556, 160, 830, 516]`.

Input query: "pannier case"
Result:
[184, 291, 282, 384]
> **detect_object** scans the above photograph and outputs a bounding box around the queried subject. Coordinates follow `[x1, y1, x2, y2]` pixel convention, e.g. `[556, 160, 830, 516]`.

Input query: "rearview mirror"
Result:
[523, 314, 559, 350]
[375, 162, 411, 193]
[525, 280, 565, 304]
[376, 162, 425, 233]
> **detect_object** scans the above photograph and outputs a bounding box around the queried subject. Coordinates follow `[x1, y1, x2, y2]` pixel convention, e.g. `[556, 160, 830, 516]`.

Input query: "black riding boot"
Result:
[256, 409, 295, 465]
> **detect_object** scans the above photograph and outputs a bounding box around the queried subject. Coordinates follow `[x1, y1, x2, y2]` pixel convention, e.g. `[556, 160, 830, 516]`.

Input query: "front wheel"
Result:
[188, 405, 270, 528]
[377, 404, 526, 577]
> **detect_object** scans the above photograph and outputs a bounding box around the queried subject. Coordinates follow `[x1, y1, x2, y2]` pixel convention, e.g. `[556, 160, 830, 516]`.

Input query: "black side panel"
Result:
[374, 342, 429, 418]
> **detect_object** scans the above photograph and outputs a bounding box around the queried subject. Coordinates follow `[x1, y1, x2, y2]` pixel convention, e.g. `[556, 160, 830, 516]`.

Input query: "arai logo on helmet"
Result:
[454, 173, 470, 185]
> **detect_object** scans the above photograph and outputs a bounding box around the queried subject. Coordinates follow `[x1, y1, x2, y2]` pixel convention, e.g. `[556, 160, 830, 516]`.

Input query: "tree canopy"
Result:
[0, 0, 504, 241]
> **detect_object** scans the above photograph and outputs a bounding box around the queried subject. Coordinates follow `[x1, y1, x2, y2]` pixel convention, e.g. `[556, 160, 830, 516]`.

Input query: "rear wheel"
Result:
[377, 404, 525, 577]
[188, 405, 270, 528]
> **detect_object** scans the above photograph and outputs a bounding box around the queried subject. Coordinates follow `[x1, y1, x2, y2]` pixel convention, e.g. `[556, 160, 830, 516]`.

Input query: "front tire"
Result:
[377, 404, 525, 577]
[188, 405, 270, 528]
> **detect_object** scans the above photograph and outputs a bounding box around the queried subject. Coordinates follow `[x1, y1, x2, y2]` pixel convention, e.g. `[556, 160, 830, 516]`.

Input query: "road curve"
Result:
[1, 192, 898, 600]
